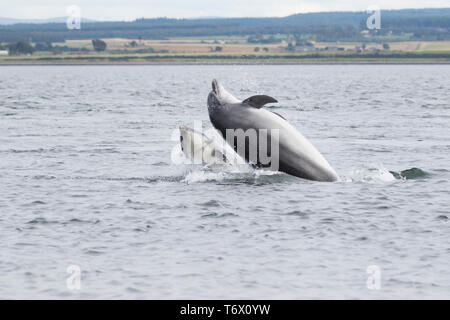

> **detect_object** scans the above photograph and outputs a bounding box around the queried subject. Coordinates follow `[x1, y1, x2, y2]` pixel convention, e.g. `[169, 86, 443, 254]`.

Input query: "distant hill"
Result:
[0, 17, 96, 25]
[285, 8, 450, 26]
[0, 8, 449, 43]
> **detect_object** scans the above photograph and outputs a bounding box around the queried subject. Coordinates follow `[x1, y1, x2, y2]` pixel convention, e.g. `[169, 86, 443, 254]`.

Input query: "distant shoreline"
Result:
[2, 38, 450, 66]
[1, 58, 450, 66]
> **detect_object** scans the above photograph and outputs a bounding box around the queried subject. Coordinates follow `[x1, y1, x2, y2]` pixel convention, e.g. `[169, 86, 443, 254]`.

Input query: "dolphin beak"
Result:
[212, 79, 219, 96]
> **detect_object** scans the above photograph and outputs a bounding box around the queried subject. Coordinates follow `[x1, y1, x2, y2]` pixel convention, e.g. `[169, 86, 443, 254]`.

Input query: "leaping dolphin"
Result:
[207, 79, 339, 182]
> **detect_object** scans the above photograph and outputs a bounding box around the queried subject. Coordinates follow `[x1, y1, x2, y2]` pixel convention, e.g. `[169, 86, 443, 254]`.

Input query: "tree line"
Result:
[0, 8, 448, 43]
[1, 39, 108, 55]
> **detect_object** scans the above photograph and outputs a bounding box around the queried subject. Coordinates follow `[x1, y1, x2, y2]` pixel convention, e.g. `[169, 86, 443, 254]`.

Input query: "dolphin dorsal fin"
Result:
[243, 95, 278, 109]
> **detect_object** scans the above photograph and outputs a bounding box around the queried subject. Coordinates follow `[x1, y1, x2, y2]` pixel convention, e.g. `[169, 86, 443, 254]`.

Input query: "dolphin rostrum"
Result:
[207, 79, 339, 182]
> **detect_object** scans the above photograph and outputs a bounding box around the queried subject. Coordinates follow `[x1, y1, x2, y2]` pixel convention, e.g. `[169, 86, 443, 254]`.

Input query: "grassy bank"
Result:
[1, 51, 450, 65]
[2, 39, 450, 64]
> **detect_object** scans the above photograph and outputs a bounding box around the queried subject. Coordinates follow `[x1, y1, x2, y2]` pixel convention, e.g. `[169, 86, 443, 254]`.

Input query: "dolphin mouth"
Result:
[211, 79, 220, 97]
[209, 79, 241, 105]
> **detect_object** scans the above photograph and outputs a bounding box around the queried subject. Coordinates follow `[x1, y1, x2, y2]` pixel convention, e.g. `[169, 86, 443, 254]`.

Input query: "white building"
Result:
[0, 50, 8, 56]
[294, 45, 316, 52]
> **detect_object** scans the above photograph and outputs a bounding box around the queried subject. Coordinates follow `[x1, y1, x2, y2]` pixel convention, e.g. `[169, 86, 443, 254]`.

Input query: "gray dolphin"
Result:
[207, 79, 339, 182]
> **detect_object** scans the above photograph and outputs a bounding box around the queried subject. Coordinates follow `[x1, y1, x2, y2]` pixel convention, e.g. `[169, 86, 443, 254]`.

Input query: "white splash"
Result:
[182, 170, 228, 184]
[343, 163, 396, 183]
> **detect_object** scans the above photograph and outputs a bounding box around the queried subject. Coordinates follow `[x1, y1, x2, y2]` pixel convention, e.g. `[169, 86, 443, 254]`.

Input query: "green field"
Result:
[419, 42, 450, 52]
[1, 52, 450, 65]
[1, 39, 450, 64]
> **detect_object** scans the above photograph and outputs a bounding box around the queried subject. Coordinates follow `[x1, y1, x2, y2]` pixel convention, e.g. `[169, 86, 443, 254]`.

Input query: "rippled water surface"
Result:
[0, 65, 449, 299]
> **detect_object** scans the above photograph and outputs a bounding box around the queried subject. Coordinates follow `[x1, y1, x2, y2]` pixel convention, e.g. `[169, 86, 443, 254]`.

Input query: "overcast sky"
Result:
[1, 0, 449, 20]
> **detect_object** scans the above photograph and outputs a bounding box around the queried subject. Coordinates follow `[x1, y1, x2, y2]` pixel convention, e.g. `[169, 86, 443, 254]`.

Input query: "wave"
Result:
[389, 167, 430, 180]
[343, 164, 396, 183]
[181, 166, 259, 184]
[181, 159, 433, 185]
[342, 165, 430, 183]
[183, 170, 229, 184]
[28, 165, 431, 186]
[181, 165, 298, 185]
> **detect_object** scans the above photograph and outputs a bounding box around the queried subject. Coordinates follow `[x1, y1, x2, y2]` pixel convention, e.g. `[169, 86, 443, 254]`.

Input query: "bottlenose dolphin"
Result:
[207, 79, 339, 182]
[179, 125, 237, 167]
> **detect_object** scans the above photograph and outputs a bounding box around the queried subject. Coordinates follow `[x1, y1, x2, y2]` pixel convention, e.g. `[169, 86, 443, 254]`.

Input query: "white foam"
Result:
[182, 170, 228, 184]
[343, 163, 396, 183]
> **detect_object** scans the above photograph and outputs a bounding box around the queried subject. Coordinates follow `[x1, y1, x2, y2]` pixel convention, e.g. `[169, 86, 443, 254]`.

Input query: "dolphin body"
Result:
[207, 79, 339, 182]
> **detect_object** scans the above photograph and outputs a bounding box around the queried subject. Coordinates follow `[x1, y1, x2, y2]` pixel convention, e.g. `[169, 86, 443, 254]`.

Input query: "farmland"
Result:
[1, 38, 450, 64]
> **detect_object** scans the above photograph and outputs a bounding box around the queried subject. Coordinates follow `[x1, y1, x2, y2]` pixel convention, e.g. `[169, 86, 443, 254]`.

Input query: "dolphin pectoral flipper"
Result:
[243, 95, 278, 109]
